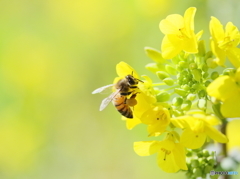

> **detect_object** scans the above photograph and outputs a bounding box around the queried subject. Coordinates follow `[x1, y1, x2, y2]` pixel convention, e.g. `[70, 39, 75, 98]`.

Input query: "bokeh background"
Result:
[0, 0, 240, 178]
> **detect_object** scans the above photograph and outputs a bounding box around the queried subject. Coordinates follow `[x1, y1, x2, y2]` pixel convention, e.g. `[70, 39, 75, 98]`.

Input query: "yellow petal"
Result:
[205, 124, 228, 143]
[125, 117, 142, 130]
[182, 35, 198, 53]
[171, 116, 195, 129]
[173, 143, 188, 170]
[159, 14, 184, 35]
[204, 115, 221, 126]
[226, 119, 240, 150]
[116, 61, 139, 78]
[221, 95, 240, 118]
[184, 7, 196, 36]
[133, 141, 160, 156]
[161, 35, 182, 59]
[207, 76, 238, 101]
[226, 48, 240, 68]
[157, 150, 180, 173]
[180, 128, 206, 149]
[210, 16, 225, 41]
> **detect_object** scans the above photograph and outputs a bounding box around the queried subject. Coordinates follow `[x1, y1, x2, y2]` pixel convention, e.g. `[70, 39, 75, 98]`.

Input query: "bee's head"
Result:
[126, 75, 136, 85]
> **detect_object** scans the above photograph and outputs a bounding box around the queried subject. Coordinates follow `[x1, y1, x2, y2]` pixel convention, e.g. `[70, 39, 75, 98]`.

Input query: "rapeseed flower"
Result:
[159, 7, 199, 59]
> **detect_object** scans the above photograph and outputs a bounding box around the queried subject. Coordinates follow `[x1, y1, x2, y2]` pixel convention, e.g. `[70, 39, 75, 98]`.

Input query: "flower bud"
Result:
[187, 93, 196, 101]
[189, 63, 198, 70]
[193, 168, 202, 177]
[144, 47, 165, 63]
[198, 40, 206, 56]
[181, 100, 192, 111]
[223, 68, 236, 76]
[179, 61, 188, 68]
[156, 91, 170, 102]
[192, 69, 202, 81]
[172, 97, 183, 106]
[206, 58, 218, 69]
[145, 63, 160, 73]
[156, 71, 170, 80]
[198, 99, 207, 110]
[198, 89, 206, 98]
[211, 71, 219, 80]
[163, 77, 174, 86]
[174, 88, 187, 97]
[165, 65, 177, 75]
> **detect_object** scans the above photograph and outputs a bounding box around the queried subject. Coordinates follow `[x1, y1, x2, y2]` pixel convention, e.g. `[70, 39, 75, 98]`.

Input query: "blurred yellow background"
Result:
[0, 0, 240, 178]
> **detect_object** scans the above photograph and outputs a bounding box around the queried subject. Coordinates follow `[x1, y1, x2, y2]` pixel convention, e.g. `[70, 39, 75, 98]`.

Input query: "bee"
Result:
[92, 75, 143, 118]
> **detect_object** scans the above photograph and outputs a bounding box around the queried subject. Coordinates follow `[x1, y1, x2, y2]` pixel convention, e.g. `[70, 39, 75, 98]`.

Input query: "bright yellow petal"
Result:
[161, 35, 182, 59]
[173, 143, 188, 170]
[116, 61, 139, 78]
[133, 141, 160, 156]
[148, 123, 168, 137]
[205, 124, 228, 143]
[227, 119, 240, 150]
[182, 35, 198, 53]
[226, 48, 240, 68]
[204, 115, 221, 126]
[125, 117, 142, 130]
[207, 76, 238, 101]
[159, 14, 184, 35]
[210, 16, 225, 41]
[157, 150, 180, 173]
[171, 116, 195, 129]
[184, 7, 196, 36]
[210, 39, 226, 66]
[180, 128, 206, 149]
[221, 95, 240, 118]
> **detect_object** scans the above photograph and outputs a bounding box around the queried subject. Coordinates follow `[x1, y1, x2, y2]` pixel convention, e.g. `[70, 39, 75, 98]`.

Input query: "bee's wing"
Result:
[92, 84, 114, 94]
[99, 89, 121, 111]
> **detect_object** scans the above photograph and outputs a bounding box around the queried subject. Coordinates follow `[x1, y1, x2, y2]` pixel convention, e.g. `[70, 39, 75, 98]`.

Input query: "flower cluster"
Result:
[96, 7, 240, 178]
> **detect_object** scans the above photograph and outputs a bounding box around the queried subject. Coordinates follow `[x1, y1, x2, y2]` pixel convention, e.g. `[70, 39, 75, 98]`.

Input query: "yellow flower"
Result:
[171, 113, 228, 149]
[159, 7, 199, 59]
[207, 68, 240, 118]
[210, 16, 240, 68]
[134, 132, 187, 173]
[140, 105, 170, 136]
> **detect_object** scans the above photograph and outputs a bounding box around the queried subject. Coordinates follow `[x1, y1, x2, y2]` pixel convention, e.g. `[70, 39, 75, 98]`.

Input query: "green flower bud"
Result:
[206, 58, 218, 69]
[191, 159, 199, 167]
[181, 100, 192, 111]
[163, 77, 174, 86]
[198, 89, 206, 98]
[172, 97, 183, 106]
[176, 64, 184, 71]
[181, 84, 190, 91]
[201, 64, 208, 72]
[187, 93, 196, 101]
[174, 88, 187, 97]
[193, 168, 202, 177]
[172, 56, 180, 64]
[211, 71, 219, 80]
[198, 40, 206, 56]
[189, 63, 198, 70]
[192, 69, 202, 82]
[179, 61, 188, 68]
[145, 63, 161, 73]
[202, 149, 209, 157]
[205, 51, 213, 59]
[144, 47, 165, 63]
[204, 165, 213, 174]
[206, 156, 215, 166]
[156, 71, 170, 80]
[156, 91, 170, 102]
[192, 83, 200, 90]
[203, 72, 209, 79]
[165, 65, 177, 75]
[204, 80, 211, 87]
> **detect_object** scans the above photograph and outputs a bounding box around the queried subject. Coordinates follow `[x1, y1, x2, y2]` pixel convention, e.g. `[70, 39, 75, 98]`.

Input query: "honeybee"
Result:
[92, 75, 143, 118]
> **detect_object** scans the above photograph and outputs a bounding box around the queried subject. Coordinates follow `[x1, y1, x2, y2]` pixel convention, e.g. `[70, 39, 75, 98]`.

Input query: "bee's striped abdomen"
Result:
[113, 94, 133, 118]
